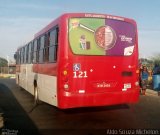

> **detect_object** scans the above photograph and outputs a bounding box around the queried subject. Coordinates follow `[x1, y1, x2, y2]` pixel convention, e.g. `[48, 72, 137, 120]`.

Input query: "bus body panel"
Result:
[57, 13, 139, 108]
[59, 90, 139, 109]
[58, 56, 139, 108]
[16, 64, 58, 106]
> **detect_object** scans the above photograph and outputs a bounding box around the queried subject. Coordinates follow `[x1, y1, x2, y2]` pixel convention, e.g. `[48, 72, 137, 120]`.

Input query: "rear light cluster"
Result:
[135, 81, 139, 86]
[62, 70, 69, 90]
[136, 69, 139, 74]
[135, 69, 140, 87]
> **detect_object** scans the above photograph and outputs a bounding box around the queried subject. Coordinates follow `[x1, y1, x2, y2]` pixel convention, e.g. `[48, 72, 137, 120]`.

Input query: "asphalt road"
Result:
[0, 78, 160, 135]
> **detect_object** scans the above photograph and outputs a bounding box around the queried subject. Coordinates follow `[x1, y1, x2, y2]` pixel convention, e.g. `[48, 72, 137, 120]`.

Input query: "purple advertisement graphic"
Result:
[105, 19, 136, 56]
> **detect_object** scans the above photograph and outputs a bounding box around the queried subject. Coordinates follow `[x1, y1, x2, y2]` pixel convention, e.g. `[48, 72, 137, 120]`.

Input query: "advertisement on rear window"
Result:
[69, 18, 136, 56]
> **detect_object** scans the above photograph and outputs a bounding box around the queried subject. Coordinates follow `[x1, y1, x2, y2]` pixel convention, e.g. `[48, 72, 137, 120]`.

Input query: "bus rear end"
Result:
[58, 13, 139, 109]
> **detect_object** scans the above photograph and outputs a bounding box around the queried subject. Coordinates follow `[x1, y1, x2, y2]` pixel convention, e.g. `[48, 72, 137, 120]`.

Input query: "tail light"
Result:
[135, 69, 140, 87]
[136, 69, 139, 74]
[62, 69, 69, 90]
[62, 70, 69, 82]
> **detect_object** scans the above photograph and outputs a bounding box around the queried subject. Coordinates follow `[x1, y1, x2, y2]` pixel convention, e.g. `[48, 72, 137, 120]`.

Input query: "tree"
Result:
[139, 58, 154, 70]
[151, 53, 160, 66]
[0, 57, 8, 67]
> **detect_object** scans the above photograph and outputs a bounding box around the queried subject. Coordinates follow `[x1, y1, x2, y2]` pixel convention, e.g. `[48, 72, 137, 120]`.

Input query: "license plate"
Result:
[124, 83, 131, 89]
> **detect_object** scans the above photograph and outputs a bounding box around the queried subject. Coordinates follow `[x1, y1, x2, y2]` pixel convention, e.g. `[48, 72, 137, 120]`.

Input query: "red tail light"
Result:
[62, 69, 69, 90]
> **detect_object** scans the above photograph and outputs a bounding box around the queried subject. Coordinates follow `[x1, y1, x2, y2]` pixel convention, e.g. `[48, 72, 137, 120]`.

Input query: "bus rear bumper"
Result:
[58, 90, 139, 109]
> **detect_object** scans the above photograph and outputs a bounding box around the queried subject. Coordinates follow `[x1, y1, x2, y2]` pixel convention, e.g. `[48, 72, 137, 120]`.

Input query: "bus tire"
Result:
[18, 77, 23, 91]
[34, 85, 39, 105]
[17, 75, 19, 85]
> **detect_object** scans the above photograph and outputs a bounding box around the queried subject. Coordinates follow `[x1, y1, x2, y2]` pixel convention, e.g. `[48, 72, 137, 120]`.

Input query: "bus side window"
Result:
[33, 40, 38, 63]
[19, 51, 21, 64]
[19, 49, 21, 64]
[17, 51, 19, 64]
[39, 35, 45, 63]
[37, 38, 40, 63]
[21, 47, 24, 64]
[49, 27, 59, 63]
[44, 33, 49, 62]
[26, 44, 29, 63]
[24, 47, 26, 63]
[54, 27, 59, 61]
[22, 48, 24, 64]
[31, 41, 34, 63]
[28, 42, 32, 64]
[18, 49, 20, 64]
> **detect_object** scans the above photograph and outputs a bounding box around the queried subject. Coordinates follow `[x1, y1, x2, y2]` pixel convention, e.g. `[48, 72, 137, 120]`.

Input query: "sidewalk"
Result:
[146, 89, 159, 96]
[0, 74, 15, 79]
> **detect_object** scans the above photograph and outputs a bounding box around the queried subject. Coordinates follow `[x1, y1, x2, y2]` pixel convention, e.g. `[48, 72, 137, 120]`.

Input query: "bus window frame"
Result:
[48, 26, 59, 63]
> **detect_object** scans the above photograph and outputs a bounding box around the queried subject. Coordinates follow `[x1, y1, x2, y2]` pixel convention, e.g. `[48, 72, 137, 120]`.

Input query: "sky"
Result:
[0, 0, 160, 61]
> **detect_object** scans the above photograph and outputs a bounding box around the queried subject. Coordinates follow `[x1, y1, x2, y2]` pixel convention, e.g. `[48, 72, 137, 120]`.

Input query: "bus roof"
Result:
[34, 13, 136, 39]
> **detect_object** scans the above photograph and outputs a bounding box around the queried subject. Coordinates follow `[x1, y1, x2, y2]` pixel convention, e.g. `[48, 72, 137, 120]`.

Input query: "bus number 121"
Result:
[73, 71, 88, 78]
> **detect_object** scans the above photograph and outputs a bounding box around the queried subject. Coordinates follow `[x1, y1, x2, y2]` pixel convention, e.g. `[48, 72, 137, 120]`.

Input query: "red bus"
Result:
[15, 13, 139, 109]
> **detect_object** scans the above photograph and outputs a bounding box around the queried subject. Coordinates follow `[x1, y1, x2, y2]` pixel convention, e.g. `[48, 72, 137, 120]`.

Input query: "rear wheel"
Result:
[18, 76, 23, 91]
[34, 86, 39, 105]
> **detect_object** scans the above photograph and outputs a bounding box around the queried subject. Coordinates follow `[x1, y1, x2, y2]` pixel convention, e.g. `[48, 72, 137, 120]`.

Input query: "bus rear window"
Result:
[69, 18, 136, 56]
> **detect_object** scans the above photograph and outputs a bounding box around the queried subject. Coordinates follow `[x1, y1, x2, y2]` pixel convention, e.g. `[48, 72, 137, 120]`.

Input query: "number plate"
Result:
[124, 83, 131, 89]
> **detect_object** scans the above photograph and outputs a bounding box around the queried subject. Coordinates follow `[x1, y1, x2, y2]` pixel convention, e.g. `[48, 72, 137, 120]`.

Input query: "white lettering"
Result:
[85, 14, 124, 21]
[106, 129, 118, 134]
[73, 71, 88, 78]
[136, 129, 159, 135]
[107, 16, 124, 21]
[119, 35, 133, 43]
[119, 129, 135, 134]
[97, 82, 111, 88]
[85, 14, 105, 18]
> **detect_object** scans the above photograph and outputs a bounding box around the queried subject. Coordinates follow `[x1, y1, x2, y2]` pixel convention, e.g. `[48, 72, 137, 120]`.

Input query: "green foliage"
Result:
[151, 54, 160, 66]
[0, 57, 8, 67]
[139, 58, 154, 70]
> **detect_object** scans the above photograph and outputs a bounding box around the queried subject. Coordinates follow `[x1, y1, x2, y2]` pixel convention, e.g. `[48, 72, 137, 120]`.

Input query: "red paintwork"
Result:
[58, 56, 139, 108]
[58, 13, 138, 109]
[60, 90, 139, 108]
[33, 63, 57, 76]
[18, 13, 139, 109]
